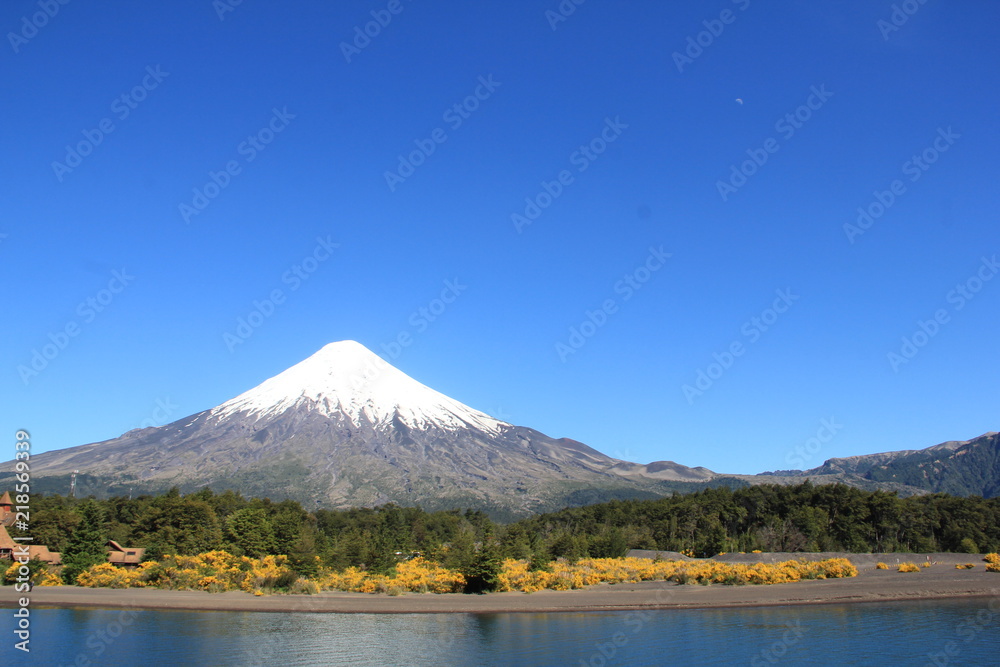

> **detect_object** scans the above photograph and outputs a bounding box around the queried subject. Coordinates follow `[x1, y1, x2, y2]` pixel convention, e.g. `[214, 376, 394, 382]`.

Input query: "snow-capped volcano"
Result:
[4, 340, 981, 515]
[212, 340, 507, 435]
[13, 341, 685, 518]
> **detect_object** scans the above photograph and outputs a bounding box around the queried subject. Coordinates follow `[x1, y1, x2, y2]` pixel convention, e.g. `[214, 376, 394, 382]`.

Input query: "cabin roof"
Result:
[0, 523, 15, 550]
[106, 539, 145, 564]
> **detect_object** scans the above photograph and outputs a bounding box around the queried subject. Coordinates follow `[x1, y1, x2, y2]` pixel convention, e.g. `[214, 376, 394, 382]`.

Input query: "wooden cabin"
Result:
[106, 540, 146, 568]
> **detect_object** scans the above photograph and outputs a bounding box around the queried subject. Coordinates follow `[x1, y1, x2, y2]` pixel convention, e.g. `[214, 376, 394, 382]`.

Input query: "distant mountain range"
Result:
[2, 341, 996, 519]
[762, 431, 1000, 498]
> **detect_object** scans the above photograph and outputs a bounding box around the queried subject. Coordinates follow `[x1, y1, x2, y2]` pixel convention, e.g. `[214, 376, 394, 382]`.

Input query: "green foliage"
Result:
[132, 494, 223, 558]
[225, 508, 277, 557]
[286, 518, 321, 577]
[960, 537, 979, 554]
[61, 501, 109, 584]
[588, 527, 629, 559]
[12, 506, 79, 553]
[462, 540, 503, 594]
[511, 482, 1000, 557]
[10, 481, 1000, 584]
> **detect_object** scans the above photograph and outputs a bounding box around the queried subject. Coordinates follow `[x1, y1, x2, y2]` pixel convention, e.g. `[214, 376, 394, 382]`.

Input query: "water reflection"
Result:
[7, 598, 998, 666]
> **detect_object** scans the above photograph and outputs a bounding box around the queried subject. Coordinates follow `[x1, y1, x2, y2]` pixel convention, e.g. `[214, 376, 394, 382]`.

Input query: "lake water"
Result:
[4, 598, 999, 666]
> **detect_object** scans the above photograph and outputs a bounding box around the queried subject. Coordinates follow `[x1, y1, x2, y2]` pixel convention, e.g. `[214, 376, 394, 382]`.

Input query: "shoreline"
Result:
[3, 557, 997, 614]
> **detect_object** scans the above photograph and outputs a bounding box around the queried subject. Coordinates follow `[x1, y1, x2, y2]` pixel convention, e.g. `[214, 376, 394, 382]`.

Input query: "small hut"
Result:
[106, 540, 146, 568]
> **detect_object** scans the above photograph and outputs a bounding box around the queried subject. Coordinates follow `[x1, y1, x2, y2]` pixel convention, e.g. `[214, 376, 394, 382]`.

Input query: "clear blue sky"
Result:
[3, 0, 998, 475]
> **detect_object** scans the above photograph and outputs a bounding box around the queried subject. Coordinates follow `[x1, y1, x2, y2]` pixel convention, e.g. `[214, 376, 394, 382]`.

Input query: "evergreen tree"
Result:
[462, 539, 503, 594]
[225, 507, 277, 557]
[61, 501, 108, 584]
[287, 519, 321, 577]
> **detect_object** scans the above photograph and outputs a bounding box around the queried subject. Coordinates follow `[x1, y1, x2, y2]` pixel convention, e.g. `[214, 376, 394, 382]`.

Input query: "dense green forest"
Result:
[10, 482, 1000, 578]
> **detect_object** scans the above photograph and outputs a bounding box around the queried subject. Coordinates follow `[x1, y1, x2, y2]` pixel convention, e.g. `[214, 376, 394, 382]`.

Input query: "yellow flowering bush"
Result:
[898, 562, 921, 573]
[494, 557, 857, 592]
[196, 575, 227, 592]
[3, 560, 64, 586]
[985, 553, 1000, 572]
[37, 569, 64, 586]
[315, 566, 367, 591]
[315, 558, 465, 594]
[76, 562, 144, 588]
[392, 557, 466, 593]
[875, 562, 889, 570]
[956, 563, 976, 570]
[3, 561, 21, 584]
[70, 553, 858, 596]
[75, 551, 298, 595]
[496, 559, 557, 593]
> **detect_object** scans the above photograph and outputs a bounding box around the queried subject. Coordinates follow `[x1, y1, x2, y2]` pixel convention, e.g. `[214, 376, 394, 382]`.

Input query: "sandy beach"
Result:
[3, 553, 996, 615]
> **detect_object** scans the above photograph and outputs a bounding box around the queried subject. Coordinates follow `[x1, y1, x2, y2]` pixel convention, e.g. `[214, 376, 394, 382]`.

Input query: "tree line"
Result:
[9, 481, 999, 583]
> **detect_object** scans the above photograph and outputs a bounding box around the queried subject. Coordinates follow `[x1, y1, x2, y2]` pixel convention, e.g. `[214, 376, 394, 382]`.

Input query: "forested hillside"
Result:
[9, 482, 999, 578]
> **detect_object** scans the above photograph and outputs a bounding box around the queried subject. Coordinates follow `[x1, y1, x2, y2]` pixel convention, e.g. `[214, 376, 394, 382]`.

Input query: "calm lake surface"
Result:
[4, 598, 999, 666]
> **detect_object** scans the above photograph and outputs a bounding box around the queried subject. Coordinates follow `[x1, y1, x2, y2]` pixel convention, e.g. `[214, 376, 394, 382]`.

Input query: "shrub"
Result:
[492, 557, 856, 592]
[314, 557, 465, 594]
[875, 562, 889, 570]
[956, 564, 976, 570]
[287, 578, 319, 595]
[76, 563, 143, 588]
[959, 538, 979, 554]
[3, 558, 52, 585]
[74, 550, 298, 595]
[898, 563, 921, 573]
[70, 553, 865, 596]
[274, 570, 299, 590]
[38, 570, 64, 586]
